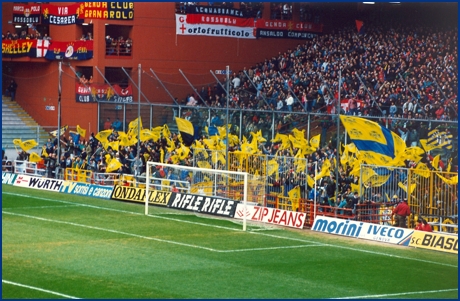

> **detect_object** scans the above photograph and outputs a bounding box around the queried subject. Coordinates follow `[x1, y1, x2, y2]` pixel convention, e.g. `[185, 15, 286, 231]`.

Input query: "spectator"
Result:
[6, 79, 18, 101]
[415, 217, 433, 232]
[104, 117, 112, 130]
[392, 198, 411, 228]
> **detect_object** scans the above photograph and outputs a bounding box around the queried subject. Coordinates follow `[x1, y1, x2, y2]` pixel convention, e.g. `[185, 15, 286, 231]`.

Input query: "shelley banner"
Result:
[176, 14, 256, 39]
[1, 39, 93, 60]
[76, 83, 133, 103]
[41, 3, 84, 25]
[13, 4, 41, 24]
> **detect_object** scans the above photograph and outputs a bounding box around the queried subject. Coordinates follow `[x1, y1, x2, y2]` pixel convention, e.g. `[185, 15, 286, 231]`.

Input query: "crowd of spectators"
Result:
[7, 13, 458, 217]
[105, 35, 133, 56]
[181, 23, 457, 126]
[2, 30, 52, 41]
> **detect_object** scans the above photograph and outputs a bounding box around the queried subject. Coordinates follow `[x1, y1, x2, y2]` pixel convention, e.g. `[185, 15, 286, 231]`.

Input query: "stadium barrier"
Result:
[360, 164, 458, 234]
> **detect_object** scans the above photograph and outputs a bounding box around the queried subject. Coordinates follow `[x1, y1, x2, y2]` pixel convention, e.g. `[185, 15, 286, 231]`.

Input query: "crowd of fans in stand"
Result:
[6, 18, 458, 215]
[2, 30, 52, 40]
[105, 35, 133, 55]
[182, 24, 457, 124]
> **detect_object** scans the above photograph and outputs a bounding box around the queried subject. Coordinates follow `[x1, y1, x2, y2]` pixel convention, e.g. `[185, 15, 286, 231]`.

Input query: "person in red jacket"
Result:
[415, 217, 433, 232]
[392, 198, 411, 228]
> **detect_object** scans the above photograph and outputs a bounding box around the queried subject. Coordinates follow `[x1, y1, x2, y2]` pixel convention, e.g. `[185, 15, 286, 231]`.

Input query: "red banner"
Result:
[76, 83, 133, 103]
[12, 4, 41, 23]
[186, 14, 254, 27]
[45, 40, 93, 60]
[255, 19, 323, 33]
[41, 3, 83, 25]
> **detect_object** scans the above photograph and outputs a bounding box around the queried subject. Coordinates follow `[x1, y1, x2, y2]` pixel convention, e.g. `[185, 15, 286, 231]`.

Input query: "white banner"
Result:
[176, 14, 256, 39]
[312, 216, 414, 246]
[13, 174, 64, 192]
[234, 204, 306, 229]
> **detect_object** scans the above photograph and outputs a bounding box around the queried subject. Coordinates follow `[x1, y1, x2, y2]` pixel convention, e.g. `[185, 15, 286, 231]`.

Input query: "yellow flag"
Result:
[106, 159, 122, 173]
[197, 160, 211, 169]
[128, 117, 143, 134]
[267, 159, 279, 176]
[108, 140, 119, 151]
[309, 134, 321, 149]
[436, 173, 458, 186]
[49, 125, 68, 137]
[160, 148, 165, 163]
[140, 129, 160, 142]
[29, 152, 42, 163]
[288, 186, 301, 200]
[76, 125, 86, 138]
[20, 139, 39, 152]
[95, 129, 113, 144]
[41, 146, 49, 158]
[413, 162, 430, 178]
[307, 175, 315, 188]
[432, 154, 440, 169]
[315, 158, 331, 180]
[13, 139, 22, 146]
[163, 124, 171, 138]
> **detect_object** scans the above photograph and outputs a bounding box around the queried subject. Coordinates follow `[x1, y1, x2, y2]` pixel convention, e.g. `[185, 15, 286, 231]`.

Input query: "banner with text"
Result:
[185, 14, 254, 27]
[75, 83, 133, 103]
[45, 40, 93, 60]
[77, 2, 134, 20]
[409, 230, 458, 254]
[111, 185, 171, 206]
[2, 39, 92, 60]
[185, 5, 248, 18]
[2, 172, 17, 185]
[13, 4, 41, 24]
[176, 14, 256, 39]
[234, 204, 306, 229]
[167, 192, 238, 218]
[256, 29, 318, 39]
[13, 174, 64, 192]
[255, 19, 323, 33]
[60, 181, 113, 199]
[312, 216, 413, 246]
[41, 3, 83, 25]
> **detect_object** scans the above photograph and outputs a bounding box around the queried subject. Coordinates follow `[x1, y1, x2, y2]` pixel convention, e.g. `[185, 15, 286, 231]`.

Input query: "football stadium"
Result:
[2, 2, 458, 299]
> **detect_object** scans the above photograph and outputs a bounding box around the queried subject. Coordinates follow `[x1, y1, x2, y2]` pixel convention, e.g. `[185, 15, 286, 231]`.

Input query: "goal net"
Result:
[145, 162, 264, 231]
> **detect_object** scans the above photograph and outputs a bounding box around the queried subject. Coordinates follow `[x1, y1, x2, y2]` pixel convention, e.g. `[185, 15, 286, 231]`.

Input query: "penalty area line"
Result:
[333, 288, 458, 299]
[2, 279, 80, 299]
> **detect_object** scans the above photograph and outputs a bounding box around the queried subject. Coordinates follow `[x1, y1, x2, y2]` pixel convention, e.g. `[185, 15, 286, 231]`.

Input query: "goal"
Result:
[145, 162, 253, 230]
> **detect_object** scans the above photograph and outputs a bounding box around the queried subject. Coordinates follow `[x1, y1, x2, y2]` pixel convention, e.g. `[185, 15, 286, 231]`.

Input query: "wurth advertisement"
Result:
[13, 174, 64, 192]
[234, 204, 306, 229]
[176, 14, 256, 39]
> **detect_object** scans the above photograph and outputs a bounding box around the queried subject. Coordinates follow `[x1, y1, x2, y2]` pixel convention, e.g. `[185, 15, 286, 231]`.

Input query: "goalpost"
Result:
[145, 161, 250, 231]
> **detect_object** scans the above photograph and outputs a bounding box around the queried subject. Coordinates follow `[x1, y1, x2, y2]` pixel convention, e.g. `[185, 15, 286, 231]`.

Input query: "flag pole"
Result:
[335, 69, 341, 200]
[57, 61, 62, 175]
[226, 65, 229, 172]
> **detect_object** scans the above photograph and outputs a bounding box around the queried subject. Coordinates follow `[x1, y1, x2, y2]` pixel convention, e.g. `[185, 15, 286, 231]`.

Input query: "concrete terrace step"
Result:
[2, 96, 50, 147]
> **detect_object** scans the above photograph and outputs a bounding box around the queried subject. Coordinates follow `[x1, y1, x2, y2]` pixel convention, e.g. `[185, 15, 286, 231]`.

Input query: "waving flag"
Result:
[19, 139, 39, 152]
[175, 117, 194, 146]
[340, 116, 406, 166]
[76, 125, 86, 138]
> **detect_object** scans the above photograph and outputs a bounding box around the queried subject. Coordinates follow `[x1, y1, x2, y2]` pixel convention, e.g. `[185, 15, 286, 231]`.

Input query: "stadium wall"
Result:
[2, 2, 303, 130]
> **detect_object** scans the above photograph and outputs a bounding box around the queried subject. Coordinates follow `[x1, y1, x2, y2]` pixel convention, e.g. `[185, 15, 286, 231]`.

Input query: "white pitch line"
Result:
[2, 279, 80, 299]
[2, 191, 459, 268]
[2, 210, 218, 252]
[217, 245, 323, 253]
[333, 288, 458, 299]
[3, 205, 80, 210]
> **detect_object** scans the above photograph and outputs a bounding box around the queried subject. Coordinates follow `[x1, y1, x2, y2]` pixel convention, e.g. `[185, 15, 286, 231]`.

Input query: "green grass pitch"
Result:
[2, 184, 458, 299]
